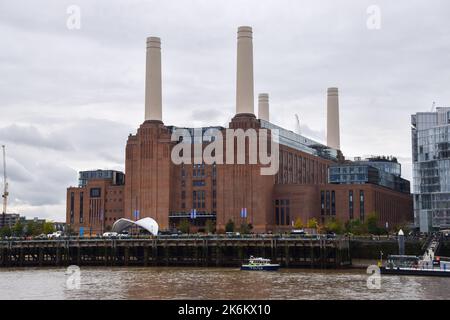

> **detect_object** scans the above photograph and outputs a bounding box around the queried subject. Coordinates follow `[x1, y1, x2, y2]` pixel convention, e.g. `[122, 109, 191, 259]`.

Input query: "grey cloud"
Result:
[0, 124, 73, 150]
[1, 0, 450, 220]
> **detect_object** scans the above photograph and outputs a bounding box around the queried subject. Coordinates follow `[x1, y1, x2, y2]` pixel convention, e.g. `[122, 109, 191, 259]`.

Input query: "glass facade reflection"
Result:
[328, 158, 410, 194]
[411, 107, 450, 232]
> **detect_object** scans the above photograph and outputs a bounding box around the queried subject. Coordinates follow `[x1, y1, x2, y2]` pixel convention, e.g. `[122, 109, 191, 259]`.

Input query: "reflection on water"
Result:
[1, 267, 450, 300]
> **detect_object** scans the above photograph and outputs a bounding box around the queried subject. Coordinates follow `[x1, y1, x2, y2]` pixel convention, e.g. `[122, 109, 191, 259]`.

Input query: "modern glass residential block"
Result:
[411, 107, 450, 232]
[328, 156, 410, 194]
[78, 170, 125, 187]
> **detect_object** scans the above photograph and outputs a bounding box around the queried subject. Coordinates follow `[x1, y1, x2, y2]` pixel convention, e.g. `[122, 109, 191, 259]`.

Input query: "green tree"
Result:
[0, 226, 12, 238]
[324, 218, 344, 234]
[12, 221, 24, 236]
[306, 218, 319, 229]
[294, 218, 304, 229]
[225, 219, 235, 233]
[178, 219, 190, 234]
[345, 219, 368, 235]
[239, 223, 253, 234]
[366, 212, 387, 235]
[43, 222, 56, 234]
[204, 219, 216, 234]
[26, 221, 43, 237]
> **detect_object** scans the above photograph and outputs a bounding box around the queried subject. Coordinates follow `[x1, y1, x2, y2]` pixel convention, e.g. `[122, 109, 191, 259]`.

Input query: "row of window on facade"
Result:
[274, 199, 291, 226]
[181, 163, 217, 179]
[320, 190, 365, 221]
[277, 151, 328, 185]
[180, 190, 217, 210]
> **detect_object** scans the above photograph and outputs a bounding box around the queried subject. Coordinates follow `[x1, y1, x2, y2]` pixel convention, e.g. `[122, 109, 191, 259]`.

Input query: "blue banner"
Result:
[79, 227, 84, 237]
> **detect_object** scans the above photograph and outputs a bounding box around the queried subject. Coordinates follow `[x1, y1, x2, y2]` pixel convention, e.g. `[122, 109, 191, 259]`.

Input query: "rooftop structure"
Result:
[78, 170, 125, 188]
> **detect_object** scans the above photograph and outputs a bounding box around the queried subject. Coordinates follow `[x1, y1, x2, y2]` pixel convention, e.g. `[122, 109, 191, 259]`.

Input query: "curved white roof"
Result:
[112, 217, 159, 236]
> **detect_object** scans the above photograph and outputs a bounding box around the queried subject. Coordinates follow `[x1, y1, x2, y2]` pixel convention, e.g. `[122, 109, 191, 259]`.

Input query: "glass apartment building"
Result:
[329, 156, 410, 194]
[411, 107, 450, 232]
[78, 170, 125, 187]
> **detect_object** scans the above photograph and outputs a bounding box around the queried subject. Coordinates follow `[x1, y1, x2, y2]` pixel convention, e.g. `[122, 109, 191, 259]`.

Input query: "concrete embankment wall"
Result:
[0, 238, 351, 269]
[349, 239, 425, 260]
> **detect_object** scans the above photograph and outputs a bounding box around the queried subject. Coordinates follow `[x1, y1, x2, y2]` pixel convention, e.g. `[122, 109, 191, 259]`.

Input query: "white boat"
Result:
[241, 256, 280, 271]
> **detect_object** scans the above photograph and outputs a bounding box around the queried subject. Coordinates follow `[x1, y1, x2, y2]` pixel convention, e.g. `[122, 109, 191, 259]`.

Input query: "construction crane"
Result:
[2, 145, 8, 227]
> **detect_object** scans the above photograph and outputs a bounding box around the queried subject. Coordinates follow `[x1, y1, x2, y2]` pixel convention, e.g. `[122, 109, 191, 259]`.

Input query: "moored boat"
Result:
[241, 256, 280, 271]
[381, 255, 450, 277]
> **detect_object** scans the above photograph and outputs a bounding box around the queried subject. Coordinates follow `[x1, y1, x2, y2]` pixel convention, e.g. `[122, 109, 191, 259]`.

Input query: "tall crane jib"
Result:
[2, 145, 8, 225]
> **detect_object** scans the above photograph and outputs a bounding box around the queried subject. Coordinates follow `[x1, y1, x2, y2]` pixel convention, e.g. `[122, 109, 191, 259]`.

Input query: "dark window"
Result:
[181, 191, 186, 199]
[90, 188, 101, 198]
[331, 191, 336, 215]
[286, 206, 290, 226]
[193, 190, 205, 209]
[360, 190, 365, 221]
[192, 191, 196, 209]
[349, 190, 354, 219]
[79, 192, 84, 223]
[274, 199, 290, 226]
[193, 180, 206, 187]
[320, 191, 325, 215]
[70, 192, 74, 224]
[326, 191, 330, 215]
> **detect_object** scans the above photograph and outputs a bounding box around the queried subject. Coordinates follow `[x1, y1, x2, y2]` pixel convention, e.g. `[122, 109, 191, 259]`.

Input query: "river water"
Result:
[0, 267, 449, 300]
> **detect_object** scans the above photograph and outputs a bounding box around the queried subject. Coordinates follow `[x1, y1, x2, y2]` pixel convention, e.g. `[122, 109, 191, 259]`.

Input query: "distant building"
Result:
[67, 170, 125, 236]
[53, 222, 66, 232]
[411, 107, 450, 232]
[0, 213, 20, 228]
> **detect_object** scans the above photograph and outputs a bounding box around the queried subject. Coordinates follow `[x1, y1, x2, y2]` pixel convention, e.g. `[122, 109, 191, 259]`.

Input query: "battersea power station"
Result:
[66, 26, 413, 235]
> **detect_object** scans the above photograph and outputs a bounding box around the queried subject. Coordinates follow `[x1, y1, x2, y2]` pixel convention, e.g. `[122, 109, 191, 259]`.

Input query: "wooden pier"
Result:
[0, 237, 351, 268]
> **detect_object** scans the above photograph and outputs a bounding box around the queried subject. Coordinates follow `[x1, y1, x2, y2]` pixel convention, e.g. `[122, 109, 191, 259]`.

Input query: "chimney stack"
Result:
[327, 87, 341, 150]
[145, 37, 162, 122]
[236, 26, 254, 115]
[258, 93, 269, 121]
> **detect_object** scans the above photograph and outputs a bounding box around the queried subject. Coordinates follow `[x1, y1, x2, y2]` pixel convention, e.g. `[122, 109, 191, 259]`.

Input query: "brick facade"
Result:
[67, 116, 413, 235]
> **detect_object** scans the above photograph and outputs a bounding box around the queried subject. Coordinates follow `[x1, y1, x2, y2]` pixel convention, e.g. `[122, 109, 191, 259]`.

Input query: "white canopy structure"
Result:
[112, 217, 159, 236]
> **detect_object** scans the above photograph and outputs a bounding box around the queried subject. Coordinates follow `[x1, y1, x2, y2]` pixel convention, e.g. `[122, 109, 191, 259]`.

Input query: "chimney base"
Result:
[229, 113, 260, 130]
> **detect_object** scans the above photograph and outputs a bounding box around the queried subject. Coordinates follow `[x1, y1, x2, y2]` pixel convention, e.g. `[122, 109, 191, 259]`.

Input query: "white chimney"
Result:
[236, 26, 254, 115]
[327, 87, 340, 150]
[258, 93, 269, 121]
[145, 37, 162, 122]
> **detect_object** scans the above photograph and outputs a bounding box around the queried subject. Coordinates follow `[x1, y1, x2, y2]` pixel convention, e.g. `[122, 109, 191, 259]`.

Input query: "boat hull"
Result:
[240, 264, 280, 271]
[381, 267, 450, 277]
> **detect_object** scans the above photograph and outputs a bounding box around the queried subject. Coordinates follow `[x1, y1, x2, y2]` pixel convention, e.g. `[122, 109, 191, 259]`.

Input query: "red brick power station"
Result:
[66, 27, 413, 235]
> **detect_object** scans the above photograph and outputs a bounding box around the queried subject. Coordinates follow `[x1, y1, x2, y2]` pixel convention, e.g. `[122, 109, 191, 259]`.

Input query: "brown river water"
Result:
[1, 267, 449, 300]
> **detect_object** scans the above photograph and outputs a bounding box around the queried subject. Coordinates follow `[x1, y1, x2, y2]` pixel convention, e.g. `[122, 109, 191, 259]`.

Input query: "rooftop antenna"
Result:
[295, 114, 301, 135]
[2, 145, 8, 226]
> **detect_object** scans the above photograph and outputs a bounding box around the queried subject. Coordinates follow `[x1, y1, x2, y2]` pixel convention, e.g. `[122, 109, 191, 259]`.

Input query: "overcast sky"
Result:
[1, 0, 450, 221]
